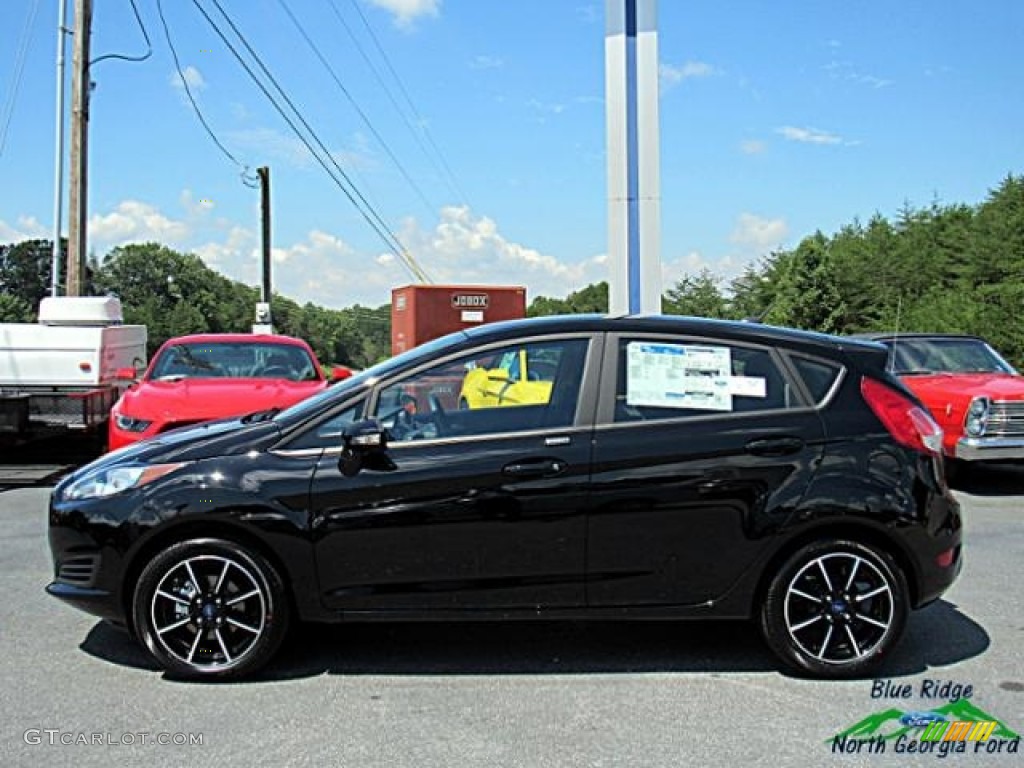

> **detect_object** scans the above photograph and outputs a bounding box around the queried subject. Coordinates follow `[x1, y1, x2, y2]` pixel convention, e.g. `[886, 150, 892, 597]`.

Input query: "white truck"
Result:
[0, 297, 146, 447]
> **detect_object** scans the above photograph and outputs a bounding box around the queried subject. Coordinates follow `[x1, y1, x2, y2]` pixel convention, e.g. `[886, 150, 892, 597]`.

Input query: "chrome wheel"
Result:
[761, 539, 908, 678]
[783, 552, 894, 664]
[135, 538, 288, 679]
[151, 555, 266, 671]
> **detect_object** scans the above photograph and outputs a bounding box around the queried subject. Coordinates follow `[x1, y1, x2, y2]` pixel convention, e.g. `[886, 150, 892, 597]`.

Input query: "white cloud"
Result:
[776, 125, 844, 145]
[169, 65, 205, 93]
[180, 189, 215, 217]
[529, 99, 567, 116]
[824, 60, 893, 89]
[396, 206, 608, 299]
[37, 196, 619, 308]
[660, 250, 710, 287]
[0, 215, 48, 243]
[226, 128, 312, 169]
[470, 55, 503, 70]
[89, 201, 191, 251]
[739, 139, 766, 155]
[660, 61, 716, 88]
[224, 128, 375, 173]
[729, 213, 789, 252]
[369, 0, 440, 28]
[194, 226, 255, 267]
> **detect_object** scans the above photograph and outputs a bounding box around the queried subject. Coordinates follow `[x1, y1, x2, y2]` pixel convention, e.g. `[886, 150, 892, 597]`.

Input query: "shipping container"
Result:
[391, 285, 526, 355]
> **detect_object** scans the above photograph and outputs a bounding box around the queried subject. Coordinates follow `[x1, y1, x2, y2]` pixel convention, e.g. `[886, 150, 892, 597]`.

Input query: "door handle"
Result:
[745, 437, 804, 457]
[502, 459, 567, 478]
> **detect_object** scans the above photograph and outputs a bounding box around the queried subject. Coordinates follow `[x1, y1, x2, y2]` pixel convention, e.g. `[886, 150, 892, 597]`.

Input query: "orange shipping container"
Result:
[391, 285, 527, 355]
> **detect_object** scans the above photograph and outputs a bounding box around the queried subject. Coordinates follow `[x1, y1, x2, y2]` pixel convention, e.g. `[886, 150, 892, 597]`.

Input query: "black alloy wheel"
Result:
[760, 539, 908, 678]
[133, 538, 289, 679]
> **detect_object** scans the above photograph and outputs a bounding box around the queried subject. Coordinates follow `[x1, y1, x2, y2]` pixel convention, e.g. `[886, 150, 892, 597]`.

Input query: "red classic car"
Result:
[108, 333, 350, 451]
[862, 333, 1024, 471]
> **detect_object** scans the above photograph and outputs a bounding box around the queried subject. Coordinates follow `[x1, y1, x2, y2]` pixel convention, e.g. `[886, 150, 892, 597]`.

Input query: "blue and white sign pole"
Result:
[606, 0, 661, 315]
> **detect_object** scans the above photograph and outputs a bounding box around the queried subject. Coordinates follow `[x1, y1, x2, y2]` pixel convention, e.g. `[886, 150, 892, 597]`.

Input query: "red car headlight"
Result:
[114, 413, 153, 433]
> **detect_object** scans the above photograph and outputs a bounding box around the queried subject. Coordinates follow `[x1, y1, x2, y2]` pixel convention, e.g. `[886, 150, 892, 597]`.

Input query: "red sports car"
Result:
[108, 333, 349, 451]
[863, 333, 1024, 471]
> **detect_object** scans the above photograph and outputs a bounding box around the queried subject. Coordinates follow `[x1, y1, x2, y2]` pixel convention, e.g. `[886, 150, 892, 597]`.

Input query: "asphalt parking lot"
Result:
[2, 469, 1022, 767]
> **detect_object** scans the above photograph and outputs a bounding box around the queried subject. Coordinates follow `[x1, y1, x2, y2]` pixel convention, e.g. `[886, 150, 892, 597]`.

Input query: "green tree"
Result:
[0, 293, 32, 322]
[764, 232, 845, 332]
[529, 281, 608, 316]
[662, 268, 729, 317]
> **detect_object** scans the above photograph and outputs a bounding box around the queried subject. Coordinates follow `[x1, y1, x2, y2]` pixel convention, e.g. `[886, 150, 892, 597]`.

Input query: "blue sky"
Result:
[1, 0, 1022, 309]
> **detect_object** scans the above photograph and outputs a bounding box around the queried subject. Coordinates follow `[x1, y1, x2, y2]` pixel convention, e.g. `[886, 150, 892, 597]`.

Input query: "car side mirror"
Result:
[339, 420, 394, 476]
[329, 366, 353, 385]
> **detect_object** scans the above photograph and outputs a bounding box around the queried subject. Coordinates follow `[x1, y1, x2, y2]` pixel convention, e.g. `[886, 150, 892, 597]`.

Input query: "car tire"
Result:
[132, 538, 290, 680]
[760, 539, 908, 678]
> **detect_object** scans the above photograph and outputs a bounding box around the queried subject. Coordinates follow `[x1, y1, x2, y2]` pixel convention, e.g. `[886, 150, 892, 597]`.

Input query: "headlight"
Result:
[114, 413, 152, 433]
[964, 397, 990, 437]
[63, 462, 186, 501]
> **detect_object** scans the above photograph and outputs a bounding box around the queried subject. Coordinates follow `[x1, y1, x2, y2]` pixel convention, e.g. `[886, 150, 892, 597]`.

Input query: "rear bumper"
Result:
[913, 489, 963, 608]
[955, 436, 1024, 461]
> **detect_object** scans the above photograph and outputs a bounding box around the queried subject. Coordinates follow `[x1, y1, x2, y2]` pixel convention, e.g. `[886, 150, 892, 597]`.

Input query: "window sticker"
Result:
[728, 375, 767, 397]
[626, 342, 733, 411]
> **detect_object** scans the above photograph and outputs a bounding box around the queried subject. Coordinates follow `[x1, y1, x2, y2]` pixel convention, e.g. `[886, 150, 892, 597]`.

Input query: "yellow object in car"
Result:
[458, 348, 554, 409]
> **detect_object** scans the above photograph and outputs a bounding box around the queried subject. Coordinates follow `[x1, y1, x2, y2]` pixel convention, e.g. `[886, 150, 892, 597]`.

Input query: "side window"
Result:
[790, 355, 843, 404]
[614, 338, 793, 423]
[288, 400, 365, 449]
[373, 339, 588, 441]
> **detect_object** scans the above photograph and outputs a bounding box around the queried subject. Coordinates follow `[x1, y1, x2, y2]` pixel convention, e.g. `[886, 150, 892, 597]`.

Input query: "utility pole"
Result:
[50, 0, 70, 297]
[253, 166, 274, 333]
[67, 0, 92, 297]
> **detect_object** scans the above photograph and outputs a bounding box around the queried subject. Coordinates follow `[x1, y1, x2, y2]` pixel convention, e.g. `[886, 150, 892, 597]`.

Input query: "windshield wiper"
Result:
[241, 407, 281, 424]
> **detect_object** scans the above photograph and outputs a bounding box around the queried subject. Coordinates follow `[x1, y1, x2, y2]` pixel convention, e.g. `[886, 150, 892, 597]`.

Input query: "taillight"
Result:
[860, 377, 944, 455]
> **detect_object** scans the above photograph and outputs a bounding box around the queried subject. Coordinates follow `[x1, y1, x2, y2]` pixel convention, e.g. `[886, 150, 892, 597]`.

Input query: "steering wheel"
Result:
[428, 393, 449, 434]
[262, 366, 292, 378]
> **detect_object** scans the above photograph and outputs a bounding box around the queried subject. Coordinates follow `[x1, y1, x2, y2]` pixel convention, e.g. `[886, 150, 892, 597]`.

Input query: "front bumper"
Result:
[47, 491, 131, 624]
[955, 435, 1024, 461]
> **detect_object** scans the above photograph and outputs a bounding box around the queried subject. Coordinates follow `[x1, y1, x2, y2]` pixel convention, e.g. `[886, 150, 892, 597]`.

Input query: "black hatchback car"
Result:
[48, 315, 962, 680]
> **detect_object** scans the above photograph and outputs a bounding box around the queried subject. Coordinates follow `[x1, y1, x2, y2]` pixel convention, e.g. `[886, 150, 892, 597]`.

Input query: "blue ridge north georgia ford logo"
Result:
[829, 679, 1020, 758]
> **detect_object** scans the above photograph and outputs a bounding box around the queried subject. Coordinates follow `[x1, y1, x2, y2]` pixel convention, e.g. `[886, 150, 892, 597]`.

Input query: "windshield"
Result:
[886, 337, 1016, 375]
[271, 330, 470, 428]
[149, 342, 321, 382]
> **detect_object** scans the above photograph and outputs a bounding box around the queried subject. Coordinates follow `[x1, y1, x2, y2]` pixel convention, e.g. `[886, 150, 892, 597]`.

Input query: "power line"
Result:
[192, 0, 431, 283]
[90, 0, 152, 66]
[275, 0, 438, 218]
[345, 0, 467, 204]
[0, 0, 42, 159]
[335, 0, 469, 207]
[155, 0, 257, 187]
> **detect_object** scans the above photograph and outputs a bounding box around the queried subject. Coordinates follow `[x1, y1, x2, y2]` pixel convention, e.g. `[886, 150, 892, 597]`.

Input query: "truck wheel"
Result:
[760, 539, 908, 678]
[133, 538, 289, 680]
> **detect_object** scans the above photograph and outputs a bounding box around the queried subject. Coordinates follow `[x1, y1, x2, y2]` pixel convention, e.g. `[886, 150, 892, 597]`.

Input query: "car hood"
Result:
[901, 372, 1024, 402]
[56, 418, 282, 494]
[118, 378, 326, 421]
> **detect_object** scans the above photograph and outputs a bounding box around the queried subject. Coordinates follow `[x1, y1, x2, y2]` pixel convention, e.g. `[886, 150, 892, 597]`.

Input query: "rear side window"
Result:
[790, 356, 843, 404]
[613, 339, 795, 423]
